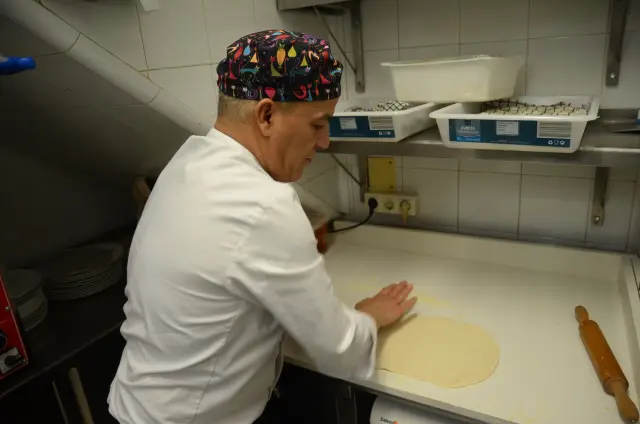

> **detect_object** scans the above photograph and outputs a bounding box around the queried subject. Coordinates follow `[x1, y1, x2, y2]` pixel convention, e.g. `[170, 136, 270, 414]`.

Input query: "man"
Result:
[108, 30, 416, 424]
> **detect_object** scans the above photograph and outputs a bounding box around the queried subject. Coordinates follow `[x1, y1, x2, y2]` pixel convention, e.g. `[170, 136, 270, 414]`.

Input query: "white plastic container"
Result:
[329, 100, 442, 142]
[429, 96, 600, 153]
[382, 55, 523, 103]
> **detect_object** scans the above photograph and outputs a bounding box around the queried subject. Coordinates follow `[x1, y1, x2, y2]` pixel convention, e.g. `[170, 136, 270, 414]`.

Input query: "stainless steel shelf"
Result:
[326, 122, 640, 168]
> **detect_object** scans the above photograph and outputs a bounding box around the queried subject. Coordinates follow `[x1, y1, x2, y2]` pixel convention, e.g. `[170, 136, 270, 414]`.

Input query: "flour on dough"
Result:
[377, 315, 500, 388]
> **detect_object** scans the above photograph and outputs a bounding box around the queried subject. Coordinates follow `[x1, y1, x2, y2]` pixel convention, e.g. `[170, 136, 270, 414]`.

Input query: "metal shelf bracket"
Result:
[312, 2, 365, 93]
[606, 0, 631, 86]
[591, 167, 609, 226]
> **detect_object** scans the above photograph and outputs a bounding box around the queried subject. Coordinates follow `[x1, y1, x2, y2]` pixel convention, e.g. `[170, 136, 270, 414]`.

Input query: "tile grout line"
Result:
[404, 166, 598, 179]
[337, 27, 609, 57]
[135, 3, 150, 72]
[301, 164, 339, 187]
[38, 3, 80, 54]
[457, 33, 607, 46]
[65, 33, 81, 54]
[396, 0, 400, 51]
[457, 0, 461, 46]
[347, 162, 355, 215]
[456, 164, 461, 233]
[457, 168, 521, 175]
[42, 4, 148, 75]
[344, 163, 354, 215]
[147, 88, 161, 105]
[298, 182, 340, 214]
[252, 0, 258, 25]
[146, 62, 217, 72]
[526, 0, 531, 40]
[396, 156, 403, 191]
[523, 0, 531, 93]
[520, 172, 597, 180]
[624, 180, 639, 251]
[516, 162, 524, 238]
[200, 0, 214, 64]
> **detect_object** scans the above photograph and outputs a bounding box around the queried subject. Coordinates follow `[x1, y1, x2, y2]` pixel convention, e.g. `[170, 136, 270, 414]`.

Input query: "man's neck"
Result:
[214, 119, 267, 170]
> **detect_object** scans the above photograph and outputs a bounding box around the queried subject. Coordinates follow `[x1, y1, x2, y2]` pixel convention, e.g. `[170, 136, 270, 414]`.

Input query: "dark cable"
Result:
[329, 197, 378, 234]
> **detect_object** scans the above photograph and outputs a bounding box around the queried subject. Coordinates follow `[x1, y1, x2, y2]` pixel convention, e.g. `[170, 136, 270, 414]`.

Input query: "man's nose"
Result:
[316, 135, 330, 150]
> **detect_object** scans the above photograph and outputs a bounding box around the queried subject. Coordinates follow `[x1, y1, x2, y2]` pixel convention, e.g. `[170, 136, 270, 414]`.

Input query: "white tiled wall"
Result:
[33, 0, 640, 251]
[33, 0, 640, 111]
[354, 0, 639, 105]
[38, 0, 342, 123]
[335, 155, 640, 251]
[39, 0, 147, 70]
[338, 0, 639, 252]
[148, 65, 218, 117]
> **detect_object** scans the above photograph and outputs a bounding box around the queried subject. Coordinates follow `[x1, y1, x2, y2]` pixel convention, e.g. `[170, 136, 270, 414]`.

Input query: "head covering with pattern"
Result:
[216, 29, 343, 102]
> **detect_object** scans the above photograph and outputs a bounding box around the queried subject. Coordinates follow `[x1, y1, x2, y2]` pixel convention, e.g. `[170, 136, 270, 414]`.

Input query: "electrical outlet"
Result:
[365, 192, 418, 216]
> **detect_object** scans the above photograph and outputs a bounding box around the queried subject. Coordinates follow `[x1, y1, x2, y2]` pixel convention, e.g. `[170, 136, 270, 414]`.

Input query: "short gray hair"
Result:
[217, 93, 257, 121]
[218, 92, 300, 122]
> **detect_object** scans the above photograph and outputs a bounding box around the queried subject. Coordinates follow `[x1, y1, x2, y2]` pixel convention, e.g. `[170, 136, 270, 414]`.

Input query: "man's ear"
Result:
[254, 99, 276, 137]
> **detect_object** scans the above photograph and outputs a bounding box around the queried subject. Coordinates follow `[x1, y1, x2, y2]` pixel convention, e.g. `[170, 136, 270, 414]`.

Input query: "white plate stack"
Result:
[3, 269, 48, 332]
[37, 243, 124, 301]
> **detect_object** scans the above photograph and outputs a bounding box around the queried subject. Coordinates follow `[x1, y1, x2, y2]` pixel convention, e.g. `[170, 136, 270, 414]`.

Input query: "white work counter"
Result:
[284, 225, 640, 424]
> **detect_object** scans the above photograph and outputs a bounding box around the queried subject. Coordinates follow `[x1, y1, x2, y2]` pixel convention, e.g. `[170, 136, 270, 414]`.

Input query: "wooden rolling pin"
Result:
[575, 305, 639, 423]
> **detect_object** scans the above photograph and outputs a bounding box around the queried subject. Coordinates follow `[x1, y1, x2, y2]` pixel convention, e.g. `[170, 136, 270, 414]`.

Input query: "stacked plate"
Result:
[3, 269, 48, 332]
[37, 243, 124, 301]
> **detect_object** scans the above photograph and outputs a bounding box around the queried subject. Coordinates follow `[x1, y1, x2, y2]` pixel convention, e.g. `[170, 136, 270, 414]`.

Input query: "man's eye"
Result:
[314, 123, 326, 130]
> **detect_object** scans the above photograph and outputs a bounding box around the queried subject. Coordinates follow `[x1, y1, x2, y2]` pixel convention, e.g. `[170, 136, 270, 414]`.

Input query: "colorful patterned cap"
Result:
[216, 29, 343, 102]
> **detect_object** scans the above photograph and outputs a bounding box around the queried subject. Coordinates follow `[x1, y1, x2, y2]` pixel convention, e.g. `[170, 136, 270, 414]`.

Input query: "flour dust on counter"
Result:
[377, 315, 500, 389]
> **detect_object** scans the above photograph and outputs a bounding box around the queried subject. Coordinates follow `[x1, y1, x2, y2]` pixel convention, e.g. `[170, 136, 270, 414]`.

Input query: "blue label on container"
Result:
[329, 116, 396, 139]
[453, 119, 482, 141]
[448, 119, 572, 148]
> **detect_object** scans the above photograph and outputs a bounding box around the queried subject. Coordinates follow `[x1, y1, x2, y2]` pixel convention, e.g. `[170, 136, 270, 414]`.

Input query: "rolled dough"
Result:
[377, 315, 500, 388]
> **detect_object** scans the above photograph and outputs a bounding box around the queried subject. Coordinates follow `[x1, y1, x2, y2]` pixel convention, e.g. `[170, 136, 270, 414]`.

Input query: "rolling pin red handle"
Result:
[575, 305, 589, 325]
[609, 379, 640, 423]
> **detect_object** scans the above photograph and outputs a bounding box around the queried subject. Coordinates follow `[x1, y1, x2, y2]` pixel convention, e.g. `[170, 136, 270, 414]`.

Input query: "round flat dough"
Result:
[377, 315, 500, 388]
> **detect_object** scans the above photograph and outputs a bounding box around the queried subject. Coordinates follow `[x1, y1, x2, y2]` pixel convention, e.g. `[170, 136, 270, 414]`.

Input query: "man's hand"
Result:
[355, 281, 417, 329]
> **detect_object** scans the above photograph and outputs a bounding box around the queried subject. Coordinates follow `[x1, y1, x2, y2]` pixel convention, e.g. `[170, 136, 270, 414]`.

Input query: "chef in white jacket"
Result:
[108, 30, 416, 424]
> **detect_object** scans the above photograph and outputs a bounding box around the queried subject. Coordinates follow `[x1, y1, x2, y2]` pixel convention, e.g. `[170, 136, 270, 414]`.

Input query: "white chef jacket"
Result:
[107, 128, 377, 424]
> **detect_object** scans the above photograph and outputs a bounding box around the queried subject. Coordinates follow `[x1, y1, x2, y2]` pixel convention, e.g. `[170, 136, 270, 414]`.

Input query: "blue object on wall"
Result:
[0, 55, 36, 75]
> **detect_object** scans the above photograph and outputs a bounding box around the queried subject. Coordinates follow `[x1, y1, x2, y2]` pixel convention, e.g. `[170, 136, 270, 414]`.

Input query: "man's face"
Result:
[259, 99, 338, 183]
